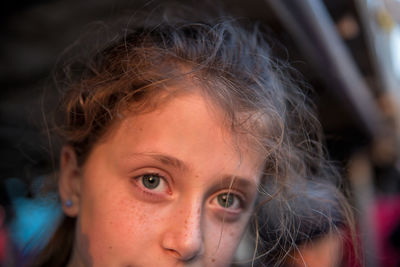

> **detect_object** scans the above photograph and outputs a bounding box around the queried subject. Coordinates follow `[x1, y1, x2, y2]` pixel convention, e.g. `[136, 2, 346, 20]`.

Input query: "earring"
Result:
[65, 200, 73, 208]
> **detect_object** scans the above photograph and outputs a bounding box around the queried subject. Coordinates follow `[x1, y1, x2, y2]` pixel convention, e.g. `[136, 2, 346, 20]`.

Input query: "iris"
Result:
[142, 174, 161, 189]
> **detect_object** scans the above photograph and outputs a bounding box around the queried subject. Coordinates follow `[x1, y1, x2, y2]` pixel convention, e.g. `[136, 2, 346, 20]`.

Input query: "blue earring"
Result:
[65, 200, 73, 208]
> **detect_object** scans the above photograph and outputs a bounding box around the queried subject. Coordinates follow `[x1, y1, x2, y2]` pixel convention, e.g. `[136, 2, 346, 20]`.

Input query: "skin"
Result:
[59, 90, 263, 267]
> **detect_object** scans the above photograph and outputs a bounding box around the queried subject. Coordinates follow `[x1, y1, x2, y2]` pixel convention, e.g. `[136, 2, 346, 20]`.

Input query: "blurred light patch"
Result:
[5, 178, 62, 254]
[390, 26, 400, 80]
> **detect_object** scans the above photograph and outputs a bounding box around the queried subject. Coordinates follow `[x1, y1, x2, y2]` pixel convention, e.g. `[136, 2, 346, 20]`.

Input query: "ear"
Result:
[59, 145, 81, 217]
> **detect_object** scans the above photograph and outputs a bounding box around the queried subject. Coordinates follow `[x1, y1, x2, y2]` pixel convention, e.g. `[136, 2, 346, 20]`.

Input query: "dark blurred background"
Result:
[1, 0, 400, 266]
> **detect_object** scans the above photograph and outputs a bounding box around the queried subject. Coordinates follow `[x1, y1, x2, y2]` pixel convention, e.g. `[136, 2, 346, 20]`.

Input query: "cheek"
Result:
[205, 217, 250, 266]
[77, 183, 161, 265]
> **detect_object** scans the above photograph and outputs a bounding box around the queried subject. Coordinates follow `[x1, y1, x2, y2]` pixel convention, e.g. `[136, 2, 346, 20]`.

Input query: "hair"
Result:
[33, 10, 356, 267]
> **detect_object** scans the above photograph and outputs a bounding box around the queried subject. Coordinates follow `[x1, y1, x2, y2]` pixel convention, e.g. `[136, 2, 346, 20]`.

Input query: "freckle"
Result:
[109, 246, 112, 250]
[211, 258, 216, 262]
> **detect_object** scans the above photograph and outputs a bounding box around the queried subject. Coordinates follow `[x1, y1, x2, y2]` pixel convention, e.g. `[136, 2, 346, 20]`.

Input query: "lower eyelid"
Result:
[213, 207, 243, 223]
[130, 181, 170, 203]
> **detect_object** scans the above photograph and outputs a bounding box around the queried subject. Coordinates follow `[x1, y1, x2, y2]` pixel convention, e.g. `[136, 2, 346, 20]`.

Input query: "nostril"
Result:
[165, 248, 182, 259]
[163, 241, 202, 262]
[165, 246, 201, 262]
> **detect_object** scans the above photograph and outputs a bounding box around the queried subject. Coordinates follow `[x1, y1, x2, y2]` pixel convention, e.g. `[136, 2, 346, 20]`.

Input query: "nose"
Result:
[161, 202, 204, 262]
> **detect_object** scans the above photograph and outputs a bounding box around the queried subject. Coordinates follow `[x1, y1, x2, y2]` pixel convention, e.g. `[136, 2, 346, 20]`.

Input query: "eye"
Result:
[213, 192, 242, 210]
[136, 173, 169, 193]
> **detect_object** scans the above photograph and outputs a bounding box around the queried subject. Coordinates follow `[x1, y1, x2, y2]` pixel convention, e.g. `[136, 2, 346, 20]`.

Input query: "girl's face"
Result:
[60, 90, 263, 267]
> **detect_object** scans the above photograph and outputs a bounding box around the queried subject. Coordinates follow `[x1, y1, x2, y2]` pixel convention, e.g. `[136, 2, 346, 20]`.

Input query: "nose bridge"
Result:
[180, 197, 202, 233]
[162, 195, 204, 261]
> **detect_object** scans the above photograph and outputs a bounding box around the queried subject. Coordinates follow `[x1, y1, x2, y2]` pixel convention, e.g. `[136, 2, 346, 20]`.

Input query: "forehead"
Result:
[101, 90, 264, 179]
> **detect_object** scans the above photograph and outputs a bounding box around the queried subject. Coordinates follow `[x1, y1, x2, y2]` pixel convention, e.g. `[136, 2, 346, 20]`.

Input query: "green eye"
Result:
[142, 174, 161, 189]
[217, 193, 235, 208]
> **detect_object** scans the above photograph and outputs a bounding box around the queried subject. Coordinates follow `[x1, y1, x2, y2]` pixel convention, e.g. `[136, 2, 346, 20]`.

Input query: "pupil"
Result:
[218, 193, 234, 207]
[143, 174, 160, 189]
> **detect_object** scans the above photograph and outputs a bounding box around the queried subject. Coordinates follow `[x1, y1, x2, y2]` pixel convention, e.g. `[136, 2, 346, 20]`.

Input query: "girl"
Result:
[33, 12, 353, 267]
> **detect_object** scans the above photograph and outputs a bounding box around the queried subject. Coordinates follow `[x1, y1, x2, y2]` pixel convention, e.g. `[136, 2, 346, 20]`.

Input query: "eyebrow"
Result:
[149, 153, 189, 171]
[217, 175, 257, 193]
[128, 152, 190, 171]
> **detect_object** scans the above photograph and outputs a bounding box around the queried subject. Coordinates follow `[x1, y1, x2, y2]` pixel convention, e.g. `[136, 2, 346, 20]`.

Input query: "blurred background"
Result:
[1, 0, 400, 266]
